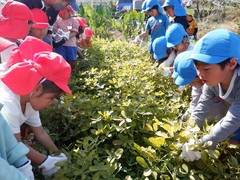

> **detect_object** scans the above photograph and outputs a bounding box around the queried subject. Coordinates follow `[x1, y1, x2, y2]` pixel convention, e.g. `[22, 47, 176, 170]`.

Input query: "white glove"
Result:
[62, 31, 70, 40]
[38, 153, 68, 178]
[48, 25, 53, 32]
[179, 139, 201, 162]
[178, 86, 185, 91]
[132, 35, 141, 43]
[139, 40, 146, 47]
[189, 35, 194, 40]
[163, 67, 171, 76]
[18, 160, 34, 180]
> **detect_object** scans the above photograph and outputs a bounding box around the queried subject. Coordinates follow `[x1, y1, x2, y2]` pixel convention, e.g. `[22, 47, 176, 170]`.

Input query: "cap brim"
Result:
[175, 75, 195, 86]
[154, 53, 164, 60]
[189, 53, 227, 64]
[167, 39, 182, 48]
[32, 23, 48, 29]
[55, 82, 72, 95]
[68, 2, 79, 11]
[172, 71, 178, 78]
[0, 37, 14, 52]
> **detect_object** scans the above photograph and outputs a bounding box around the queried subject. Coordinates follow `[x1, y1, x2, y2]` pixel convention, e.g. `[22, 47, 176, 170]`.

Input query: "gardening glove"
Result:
[18, 160, 34, 180]
[162, 67, 172, 76]
[178, 86, 185, 91]
[62, 31, 70, 41]
[38, 154, 68, 178]
[139, 40, 146, 47]
[179, 139, 201, 162]
[48, 25, 53, 32]
[132, 35, 141, 44]
[189, 35, 195, 40]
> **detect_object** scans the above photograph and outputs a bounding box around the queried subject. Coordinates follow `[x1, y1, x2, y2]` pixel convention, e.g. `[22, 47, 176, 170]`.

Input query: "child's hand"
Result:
[18, 160, 34, 180]
[38, 154, 68, 178]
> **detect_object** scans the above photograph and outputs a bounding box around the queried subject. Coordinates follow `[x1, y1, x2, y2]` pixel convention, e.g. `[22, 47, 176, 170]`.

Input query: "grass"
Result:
[196, 7, 240, 38]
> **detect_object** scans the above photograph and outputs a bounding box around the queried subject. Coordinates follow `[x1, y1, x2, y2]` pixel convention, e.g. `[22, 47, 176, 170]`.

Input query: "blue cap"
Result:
[68, 0, 79, 11]
[144, 0, 163, 13]
[189, 29, 240, 64]
[166, 23, 187, 48]
[175, 51, 197, 86]
[162, 0, 186, 16]
[172, 53, 182, 78]
[152, 36, 167, 60]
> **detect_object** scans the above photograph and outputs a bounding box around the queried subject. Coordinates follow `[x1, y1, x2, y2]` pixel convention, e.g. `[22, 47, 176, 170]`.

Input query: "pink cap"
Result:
[7, 36, 52, 68]
[0, 1, 35, 39]
[31, 8, 48, 29]
[84, 27, 93, 37]
[59, 5, 74, 15]
[0, 37, 14, 52]
[1, 52, 72, 95]
[76, 17, 88, 28]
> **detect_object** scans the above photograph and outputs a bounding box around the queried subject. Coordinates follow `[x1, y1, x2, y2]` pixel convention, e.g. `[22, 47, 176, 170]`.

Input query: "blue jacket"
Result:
[0, 103, 30, 179]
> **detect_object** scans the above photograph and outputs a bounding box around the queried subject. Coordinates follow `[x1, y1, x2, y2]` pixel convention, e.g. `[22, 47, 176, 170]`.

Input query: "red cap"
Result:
[31, 8, 48, 29]
[59, 5, 74, 15]
[0, 37, 14, 52]
[7, 36, 52, 68]
[84, 27, 93, 37]
[1, 52, 72, 95]
[0, 1, 35, 39]
[76, 17, 88, 28]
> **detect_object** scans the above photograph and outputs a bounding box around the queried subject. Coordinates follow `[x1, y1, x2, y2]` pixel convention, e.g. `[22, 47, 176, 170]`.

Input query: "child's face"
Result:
[189, 76, 203, 88]
[30, 91, 59, 111]
[186, 15, 193, 21]
[59, 12, 70, 19]
[147, 8, 160, 17]
[164, 6, 175, 17]
[194, 61, 234, 87]
[29, 28, 48, 40]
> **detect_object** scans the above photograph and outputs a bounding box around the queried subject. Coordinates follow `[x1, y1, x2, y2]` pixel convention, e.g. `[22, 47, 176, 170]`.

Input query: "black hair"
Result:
[218, 58, 238, 70]
[41, 79, 63, 96]
[151, 5, 159, 10]
[163, 5, 174, 11]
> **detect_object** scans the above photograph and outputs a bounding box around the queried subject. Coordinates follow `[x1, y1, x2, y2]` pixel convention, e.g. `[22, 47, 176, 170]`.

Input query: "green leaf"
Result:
[143, 169, 151, 177]
[148, 137, 165, 148]
[136, 156, 148, 168]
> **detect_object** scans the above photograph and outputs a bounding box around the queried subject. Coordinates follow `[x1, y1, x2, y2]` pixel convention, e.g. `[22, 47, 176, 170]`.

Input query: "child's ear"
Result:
[33, 83, 43, 93]
[229, 58, 238, 70]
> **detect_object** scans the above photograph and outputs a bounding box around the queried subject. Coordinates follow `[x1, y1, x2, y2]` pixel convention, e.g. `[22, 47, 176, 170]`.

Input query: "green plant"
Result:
[36, 38, 240, 179]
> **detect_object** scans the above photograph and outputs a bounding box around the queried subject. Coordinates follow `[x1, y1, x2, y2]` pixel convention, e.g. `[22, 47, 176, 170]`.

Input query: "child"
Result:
[0, 37, 34, 180]
[186, 8, 198, 40]
[166, 23, 194, 54]
[162, 0, 189, 30]
[134, 0, 169, 61]
[29, 8, 51, 45]
[79, 27, 93, 49]
[152, 36, 175, 76]
[6, 36, 53, 69]
[173, 51, 228, 121]
[0, 1, 35, 65]
[0, 51, 71, 178]
[179, 29, 240, 161]
[53, 5, 79, 69]
[75, 17, 89, 60]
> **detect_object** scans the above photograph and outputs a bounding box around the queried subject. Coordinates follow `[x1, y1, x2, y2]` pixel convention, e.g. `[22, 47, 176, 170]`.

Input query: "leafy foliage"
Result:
[38, 39, 240, 179]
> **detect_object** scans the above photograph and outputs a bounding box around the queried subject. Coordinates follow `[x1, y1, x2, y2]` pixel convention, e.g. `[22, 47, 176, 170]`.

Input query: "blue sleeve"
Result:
[0, 158, 27, 180]
[0, 105, 29, 168]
